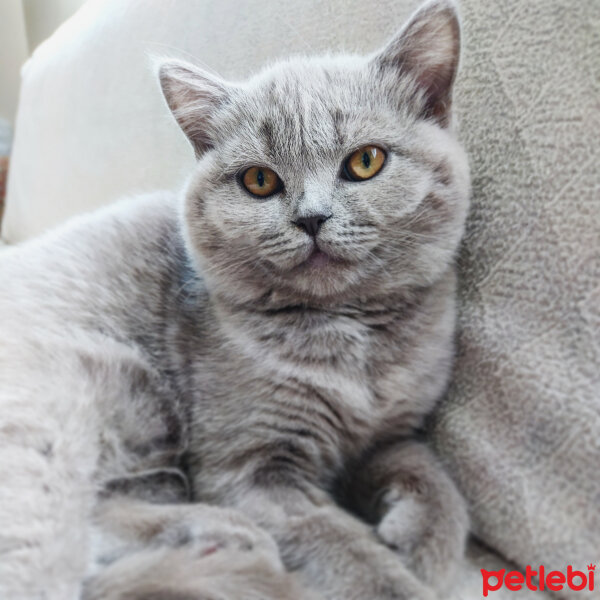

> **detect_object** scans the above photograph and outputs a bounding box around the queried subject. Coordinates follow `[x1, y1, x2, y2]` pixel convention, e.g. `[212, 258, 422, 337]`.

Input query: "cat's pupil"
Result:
[257, 170, 265, 187]
[362, 152, 371, 169]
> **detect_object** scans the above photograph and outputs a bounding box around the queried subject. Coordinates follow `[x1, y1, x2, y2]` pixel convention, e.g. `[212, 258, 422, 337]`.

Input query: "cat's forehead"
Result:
[221, 57, 402, 168]
[252, 56, 369, 107]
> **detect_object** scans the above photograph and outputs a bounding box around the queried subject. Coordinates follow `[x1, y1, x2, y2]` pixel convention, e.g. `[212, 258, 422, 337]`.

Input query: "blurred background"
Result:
[1, 0, 86, 215]
[1, 0, 86, 124]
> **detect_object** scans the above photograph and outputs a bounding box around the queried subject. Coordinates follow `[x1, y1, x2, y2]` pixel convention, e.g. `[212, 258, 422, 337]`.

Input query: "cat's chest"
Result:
[187, 307, 430, 499]
[217, 310, 390, 435]
[271, 316, 373, 404]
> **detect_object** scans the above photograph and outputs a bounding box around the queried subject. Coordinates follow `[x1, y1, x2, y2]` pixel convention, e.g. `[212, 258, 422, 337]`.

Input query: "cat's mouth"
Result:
[295, 243, 346, 271]
[306, 248, 331, 268]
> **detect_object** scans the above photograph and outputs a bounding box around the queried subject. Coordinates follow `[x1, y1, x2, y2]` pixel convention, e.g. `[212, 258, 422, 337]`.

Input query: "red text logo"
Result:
[481, 564, 595, 596]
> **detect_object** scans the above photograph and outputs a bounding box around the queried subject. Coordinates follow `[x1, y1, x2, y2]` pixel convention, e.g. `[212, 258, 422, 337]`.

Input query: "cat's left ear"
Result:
[373, 0, 461, 126]
[158, 60, 233, 156]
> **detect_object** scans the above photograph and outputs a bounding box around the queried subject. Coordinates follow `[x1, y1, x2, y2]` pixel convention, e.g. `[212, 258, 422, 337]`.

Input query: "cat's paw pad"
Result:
[376, 494, 426, 557]
[157, 508, 280, 563]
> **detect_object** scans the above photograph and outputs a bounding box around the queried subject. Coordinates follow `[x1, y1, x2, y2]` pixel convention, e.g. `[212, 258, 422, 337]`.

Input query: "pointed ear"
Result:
[373, 0, 461, 126]
[158, 60, 231, 155]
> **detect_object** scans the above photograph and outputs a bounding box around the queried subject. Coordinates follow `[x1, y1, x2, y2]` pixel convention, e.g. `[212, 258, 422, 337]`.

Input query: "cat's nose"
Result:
[292, 214, 332, 237]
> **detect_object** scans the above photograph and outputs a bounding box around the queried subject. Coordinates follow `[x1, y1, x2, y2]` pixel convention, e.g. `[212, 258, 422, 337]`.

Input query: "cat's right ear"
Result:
[158, 60, 231, 156]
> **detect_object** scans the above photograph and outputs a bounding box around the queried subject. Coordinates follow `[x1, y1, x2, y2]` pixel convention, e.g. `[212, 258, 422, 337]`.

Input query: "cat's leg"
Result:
[84, 543, 315, 600]
[84, 494, 317, 600]
[344, 440, 469, 592]
[0, 334, 185, 600]
[230, 485, 437, 600]
[90, 467, 279, 567]
[0, 383, 99, 600]
[90, 494, 281, 568]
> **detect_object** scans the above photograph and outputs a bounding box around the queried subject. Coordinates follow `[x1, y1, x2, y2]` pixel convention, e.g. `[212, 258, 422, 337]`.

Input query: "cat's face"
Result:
[160, 0, 470, 305]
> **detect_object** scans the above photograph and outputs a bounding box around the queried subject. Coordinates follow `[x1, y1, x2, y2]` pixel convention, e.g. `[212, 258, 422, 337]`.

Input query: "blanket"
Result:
[432, 2, 600, 598]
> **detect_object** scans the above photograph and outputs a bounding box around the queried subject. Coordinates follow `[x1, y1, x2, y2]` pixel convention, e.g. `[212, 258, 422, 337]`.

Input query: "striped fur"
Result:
[0, 1, 469, 598]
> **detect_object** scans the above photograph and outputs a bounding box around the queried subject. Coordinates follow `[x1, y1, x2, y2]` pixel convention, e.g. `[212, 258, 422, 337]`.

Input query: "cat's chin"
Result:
[276, 249, 360, 301]
[291, 247, 353, 280]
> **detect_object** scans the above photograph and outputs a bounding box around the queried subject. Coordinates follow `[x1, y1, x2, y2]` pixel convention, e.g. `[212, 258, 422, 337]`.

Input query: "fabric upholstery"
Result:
[432, 4, 599, 599]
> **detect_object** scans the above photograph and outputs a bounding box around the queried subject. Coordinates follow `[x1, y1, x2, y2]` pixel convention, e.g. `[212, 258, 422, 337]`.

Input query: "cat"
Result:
[0, 0, 470, 598]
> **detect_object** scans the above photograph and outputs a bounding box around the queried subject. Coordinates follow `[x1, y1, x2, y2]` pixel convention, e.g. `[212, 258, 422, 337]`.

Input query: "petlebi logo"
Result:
[481, 563, 595, 596]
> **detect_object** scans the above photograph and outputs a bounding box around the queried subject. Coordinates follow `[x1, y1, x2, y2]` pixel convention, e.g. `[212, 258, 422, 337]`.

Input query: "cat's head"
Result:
[159, 0, 470, 306]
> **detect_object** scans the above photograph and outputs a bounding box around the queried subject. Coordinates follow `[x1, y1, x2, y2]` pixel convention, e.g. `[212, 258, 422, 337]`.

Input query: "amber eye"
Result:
[344, 145, 386, 181]
[242, 166, 282, 197]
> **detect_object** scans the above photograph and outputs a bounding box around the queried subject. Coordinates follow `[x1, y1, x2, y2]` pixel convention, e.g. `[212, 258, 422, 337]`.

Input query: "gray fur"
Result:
[0, 1, 470, 598]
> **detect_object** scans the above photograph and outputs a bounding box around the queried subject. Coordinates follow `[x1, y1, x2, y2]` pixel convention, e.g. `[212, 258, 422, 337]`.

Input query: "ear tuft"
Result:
[158, 60, 230, 155]
[374, 0, 461, 126]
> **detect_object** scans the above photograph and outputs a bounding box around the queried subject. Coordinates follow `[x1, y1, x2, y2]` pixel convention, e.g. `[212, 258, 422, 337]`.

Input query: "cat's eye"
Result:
[242, 166, 282, 197]
[343, 145, 386, 181]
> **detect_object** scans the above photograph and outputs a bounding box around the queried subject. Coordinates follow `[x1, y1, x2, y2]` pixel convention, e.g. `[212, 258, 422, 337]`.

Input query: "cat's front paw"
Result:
[83, 543, 313, 600]
[157, 505, 282, 565]
[85, 505, 302, 600]
[376, 492, 427, 558]
[283, 505, 436, 600]
[92, 499, 283, 576]
[376, 488, 468, 590]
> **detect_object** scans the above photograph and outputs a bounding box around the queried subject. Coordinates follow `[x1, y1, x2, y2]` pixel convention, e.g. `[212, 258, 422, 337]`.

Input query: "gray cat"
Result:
[0, 1, 470, 598]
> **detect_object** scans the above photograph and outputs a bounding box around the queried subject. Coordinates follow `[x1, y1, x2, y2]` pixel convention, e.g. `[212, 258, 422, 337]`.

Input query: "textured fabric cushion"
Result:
[4, 0, 598, 598]
[431, 4, 599, 599]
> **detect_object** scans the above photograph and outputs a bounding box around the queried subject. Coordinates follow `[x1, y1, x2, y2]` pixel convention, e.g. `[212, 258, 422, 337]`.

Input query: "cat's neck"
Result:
[211, 276, 445, 331]
[176, 243, 454, 331]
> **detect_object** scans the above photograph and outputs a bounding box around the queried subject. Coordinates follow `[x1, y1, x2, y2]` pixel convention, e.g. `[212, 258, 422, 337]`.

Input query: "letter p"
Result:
[482, 569, 506, 597]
